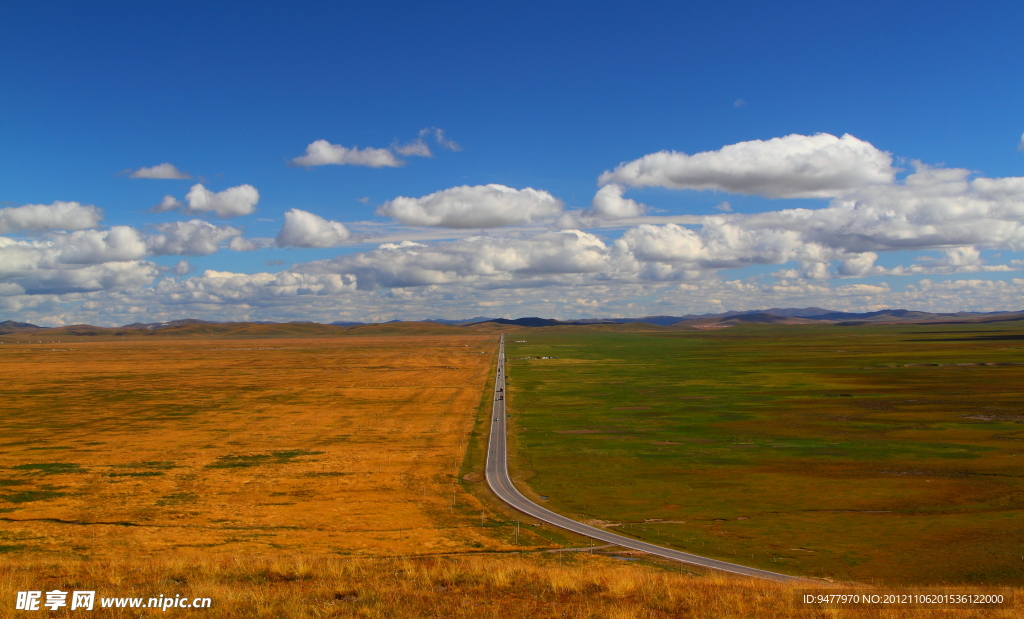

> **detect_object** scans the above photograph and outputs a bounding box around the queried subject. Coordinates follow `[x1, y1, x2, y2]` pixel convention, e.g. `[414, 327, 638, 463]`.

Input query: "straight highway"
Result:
[484, 334, 805, 582]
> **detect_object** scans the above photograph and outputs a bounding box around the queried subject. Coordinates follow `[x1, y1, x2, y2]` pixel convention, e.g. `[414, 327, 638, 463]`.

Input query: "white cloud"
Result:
[55, 227, 150, 264]
[129, 163, 191, 180]
[619, 221, 812, 270]
[599, 133, 896, 198]
[9, 133, 1024, 325]
[0, 229, 149, 286]
[0, 202, 103, 234]
[183, 184, 259, 218]
[299, 230, 616, 289]
[150, 185, 259, 218]
[837, 252, 878, 277]
[151, 195, 183, 213]
[393, 139, 432, 157]
[228, 236, 274, 252]
[585, 161, 1024, 282]
[714, 201, 732, 212]
[1018, 132, 1024, 152]
[153, 269, 356, 302]
[290, 140, 403, 168]
[743, 164, 1024, 254]
[377, 184, 563, 228]
[22, 261, 158, 295]
[276, 208, 352, 248]
[421, 127, 461, 152]
[0, 233, 158, 295]
[591, 184, 646, 218]
[145, 220, 244, 256]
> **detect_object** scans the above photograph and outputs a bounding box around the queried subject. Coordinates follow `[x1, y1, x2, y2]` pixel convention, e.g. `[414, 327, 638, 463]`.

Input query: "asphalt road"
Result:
[484, 335, 805, 582]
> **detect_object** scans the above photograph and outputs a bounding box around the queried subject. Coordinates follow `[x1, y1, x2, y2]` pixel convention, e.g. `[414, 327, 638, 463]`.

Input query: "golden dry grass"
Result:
[0, 335, 511, 558]
[0, 553, 1017, 618]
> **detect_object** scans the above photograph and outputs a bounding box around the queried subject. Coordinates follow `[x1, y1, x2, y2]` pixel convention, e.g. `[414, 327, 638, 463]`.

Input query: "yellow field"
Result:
[0, 335, 506, 558]
[1, 553, 1018, 618]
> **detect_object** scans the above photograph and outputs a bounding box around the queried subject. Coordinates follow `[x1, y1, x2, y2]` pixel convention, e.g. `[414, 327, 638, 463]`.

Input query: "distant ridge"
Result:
[4, 308, 1024, 335]
[470, 317, 616, 327]
[0, 320, 43, 334]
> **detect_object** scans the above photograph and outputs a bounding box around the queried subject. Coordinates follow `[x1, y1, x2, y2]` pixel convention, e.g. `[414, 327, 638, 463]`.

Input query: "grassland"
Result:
[0, 334, 510, 558]
[504, 323, 1024, 585]
[2, 324, 1021, 617]
[4, 553, 1018, 619]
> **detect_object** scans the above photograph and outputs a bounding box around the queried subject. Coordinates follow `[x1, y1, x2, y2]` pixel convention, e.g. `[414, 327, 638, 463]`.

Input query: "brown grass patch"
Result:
[0, 335, 504, 558]
[0, 553, 1016, 618]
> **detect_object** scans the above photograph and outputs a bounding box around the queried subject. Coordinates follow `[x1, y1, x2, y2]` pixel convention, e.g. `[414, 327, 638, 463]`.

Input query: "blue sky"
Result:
[2, 1, 1024, 325]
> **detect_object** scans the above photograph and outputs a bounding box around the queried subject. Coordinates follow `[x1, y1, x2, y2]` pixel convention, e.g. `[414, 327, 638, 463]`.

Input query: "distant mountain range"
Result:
[3, 307, 1024, 335]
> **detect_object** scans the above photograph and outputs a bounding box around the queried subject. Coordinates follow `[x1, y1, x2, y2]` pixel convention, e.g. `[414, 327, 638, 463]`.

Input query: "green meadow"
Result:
[504, 323, 1024, 584]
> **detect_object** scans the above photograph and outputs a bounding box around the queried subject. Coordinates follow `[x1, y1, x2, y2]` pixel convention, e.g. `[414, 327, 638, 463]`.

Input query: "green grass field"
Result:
[504, 323, 1024, 585]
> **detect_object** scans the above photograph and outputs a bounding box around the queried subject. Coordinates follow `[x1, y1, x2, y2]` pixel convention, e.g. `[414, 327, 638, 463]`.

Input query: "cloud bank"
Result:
[377, 184, 563, 228]
[0, 202, 104, 234]
[5, 133, 1024, 326]
[599, 133, 896, 198]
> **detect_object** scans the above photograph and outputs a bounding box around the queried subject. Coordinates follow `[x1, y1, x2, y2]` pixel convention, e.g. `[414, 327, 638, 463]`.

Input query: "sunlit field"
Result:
[3, 553, 1018, 619]
[0, 333, 503, 558]
[504, 323, 1024, 585]
[1, 325, 1021, 617]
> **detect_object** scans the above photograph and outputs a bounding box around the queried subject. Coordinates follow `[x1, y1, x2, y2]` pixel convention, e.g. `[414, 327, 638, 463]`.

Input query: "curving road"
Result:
[485, 334, 804, 582]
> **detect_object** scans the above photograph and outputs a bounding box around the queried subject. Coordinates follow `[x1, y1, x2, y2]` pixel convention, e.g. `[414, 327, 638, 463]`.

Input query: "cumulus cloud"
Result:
[145, 220, 244, 256]
[290, 140, 402, 168]
[182, 184, 259, 218]
[0, 233, 158, 295]
[591, 184, 646, 218]
[743, 164, 1024, 254]
[276, 208, 352, 248]
[377, 184, 563, 228]
[56, 227, 150, 264]
[594, 159, 1024, 281]
[9, 133, 1024, 324]
[153, 269, 356, 302]
[0, 202, 103, 234]
[299, 230, 617, 289]
[151, 195, 182, 213]
[599, 133, 896, 198]
[130, 163, 191, 179]
[151, 185, 259, 218]
[0, 218, 252, 298]
[837, 252, 878, 277]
